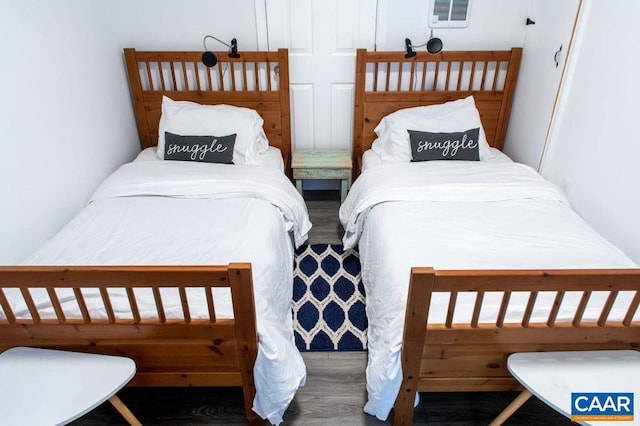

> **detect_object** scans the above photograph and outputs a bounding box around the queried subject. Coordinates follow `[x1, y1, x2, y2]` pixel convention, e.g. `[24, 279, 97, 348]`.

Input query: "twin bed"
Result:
[1, 45, 638, 426]
[342, 48, 640, 424]
[0, 48, 309, 425]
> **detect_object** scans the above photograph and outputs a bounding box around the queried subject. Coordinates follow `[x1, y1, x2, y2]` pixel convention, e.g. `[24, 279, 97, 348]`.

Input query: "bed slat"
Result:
[456, 62, 464, 91]
[231, 63, 238, 91]
[385, 63, 391, 92]
[20, 288, 40, 324]
[253, 62, 260, 91]
[445, 292, 457, 328]
[521, 291, 538, 328]
[72, 288, 91, 323]
[373, 63, 379, 92]
[206, 287, 217, 323]
[444, 63, 451, 90]
[0, 289, 16, 323]
[179, 287, 191, 323]
[170, 62, 179, 91]
[152, 287, 166, 324]
[469, 61, 477, 90]
[158, 62, 167, 91]
[623, 291, 640, 326]
[481, 61, 489, 90]
[546, 291, 564, 327]
[266, 60, 272, 92]
[470, 291, 484, 328]
[572, 290, 592, 327]
[193, 62, 202, 91]
[598, 290, 619, 327]
[205, 64, 213, 91]
[408, 61, 416, 91]
[125, 287, 141, 324]
[46, 288, 66, 323]
[432, 62, 440, 91]
[145, 62, 153, 92]
[99, 288, 116, 324]
[496, 291, 511, 328]
[241, 62, 248, 91]
[492, 62, 500, 91]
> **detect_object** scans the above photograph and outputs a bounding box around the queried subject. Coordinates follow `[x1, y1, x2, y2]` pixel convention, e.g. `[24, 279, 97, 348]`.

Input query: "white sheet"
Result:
[15, 160, 312, 425]
[339, 160, 638, 421]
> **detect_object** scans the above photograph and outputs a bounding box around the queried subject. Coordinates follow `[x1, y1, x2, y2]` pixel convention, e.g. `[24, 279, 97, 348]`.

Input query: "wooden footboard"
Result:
[0, 264, 262, 424]
[393, 268, 640, 425]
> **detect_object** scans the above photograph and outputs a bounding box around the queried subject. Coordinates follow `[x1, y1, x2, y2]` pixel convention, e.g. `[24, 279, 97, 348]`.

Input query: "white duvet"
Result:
[17, 160, 312, 425]
[340, 160, 637, 421]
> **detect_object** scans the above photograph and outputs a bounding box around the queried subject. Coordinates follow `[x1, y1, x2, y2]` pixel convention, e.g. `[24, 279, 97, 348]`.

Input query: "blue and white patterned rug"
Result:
[293, 244, 367, 351]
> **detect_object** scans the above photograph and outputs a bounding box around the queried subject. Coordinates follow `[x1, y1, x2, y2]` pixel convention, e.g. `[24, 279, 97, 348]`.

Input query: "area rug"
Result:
[293, 244, 367, 351]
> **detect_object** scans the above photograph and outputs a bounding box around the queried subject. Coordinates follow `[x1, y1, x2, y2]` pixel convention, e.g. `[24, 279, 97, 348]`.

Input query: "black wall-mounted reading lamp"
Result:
[201, 35, 240, 67]
[405, 30, 443, 58]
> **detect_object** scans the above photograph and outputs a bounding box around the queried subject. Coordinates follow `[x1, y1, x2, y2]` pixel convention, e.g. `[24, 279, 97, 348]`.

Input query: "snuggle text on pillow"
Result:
[415, 133, 477, 157]
[166, 139, 229, 161]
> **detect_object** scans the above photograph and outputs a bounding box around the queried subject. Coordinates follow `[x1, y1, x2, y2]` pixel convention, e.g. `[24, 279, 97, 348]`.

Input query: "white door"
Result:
[257, 0, 377, 151]
[504, 0, 582, 169]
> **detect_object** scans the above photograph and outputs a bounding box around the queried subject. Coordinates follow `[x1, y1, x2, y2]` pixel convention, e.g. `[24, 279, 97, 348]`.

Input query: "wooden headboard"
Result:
[353, 48, 522, 174]
[124, 48, 292, 175]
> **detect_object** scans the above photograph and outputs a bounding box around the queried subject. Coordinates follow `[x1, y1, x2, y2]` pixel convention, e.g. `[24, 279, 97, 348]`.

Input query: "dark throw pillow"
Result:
[164, 131, 236, 164]
[408, 127, 481, 161]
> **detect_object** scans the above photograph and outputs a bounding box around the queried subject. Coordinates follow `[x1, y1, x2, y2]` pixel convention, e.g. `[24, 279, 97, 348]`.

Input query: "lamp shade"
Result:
[201, 51, 218, 67]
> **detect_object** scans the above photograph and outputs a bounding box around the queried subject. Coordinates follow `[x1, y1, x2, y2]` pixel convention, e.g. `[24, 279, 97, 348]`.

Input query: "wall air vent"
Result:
[429, 0, 472, 28]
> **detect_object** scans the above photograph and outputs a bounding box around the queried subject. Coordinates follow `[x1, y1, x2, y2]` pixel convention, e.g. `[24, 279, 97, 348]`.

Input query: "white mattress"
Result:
[11, 158, 312, 425]
[339, 159, 638, 421]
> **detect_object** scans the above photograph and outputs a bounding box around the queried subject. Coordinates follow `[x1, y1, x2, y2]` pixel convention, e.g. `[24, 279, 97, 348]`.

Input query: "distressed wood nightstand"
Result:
[292, 149, 352, 203]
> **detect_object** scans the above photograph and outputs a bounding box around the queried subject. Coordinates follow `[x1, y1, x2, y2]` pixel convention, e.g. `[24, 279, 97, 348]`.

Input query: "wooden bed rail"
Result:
[0, 264, 262, 424]
[393, 267, 640, 426]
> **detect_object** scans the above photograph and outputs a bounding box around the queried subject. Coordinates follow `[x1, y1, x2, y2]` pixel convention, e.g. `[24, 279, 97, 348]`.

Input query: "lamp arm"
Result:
[410, 41, 428, 48]
[203, 35, 232, 51]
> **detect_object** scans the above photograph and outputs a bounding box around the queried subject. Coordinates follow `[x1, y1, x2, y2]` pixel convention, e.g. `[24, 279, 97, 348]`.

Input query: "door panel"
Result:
[261, 0, 377, 151]
[504, 0, 581, 169]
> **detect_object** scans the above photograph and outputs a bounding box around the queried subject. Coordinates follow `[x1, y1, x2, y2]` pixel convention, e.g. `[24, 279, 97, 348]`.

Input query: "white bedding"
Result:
[339, 160, 637, 421]
[15, 159, 312, 425]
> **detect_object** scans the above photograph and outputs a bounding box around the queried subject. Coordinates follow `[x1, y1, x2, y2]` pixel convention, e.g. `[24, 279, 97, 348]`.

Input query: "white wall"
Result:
[0, 0, 259, 264]
[375, 0, 529, 51]
[540, 0, 640, 263]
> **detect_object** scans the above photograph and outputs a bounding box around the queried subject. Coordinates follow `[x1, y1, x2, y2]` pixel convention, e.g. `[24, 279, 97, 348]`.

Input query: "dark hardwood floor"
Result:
[72, 190, 575, 425]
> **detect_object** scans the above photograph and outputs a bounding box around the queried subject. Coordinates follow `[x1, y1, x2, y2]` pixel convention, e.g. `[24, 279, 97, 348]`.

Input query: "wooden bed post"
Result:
[228, 263, 263, 425]
[353, 49, 367, 177]
[494, 47, 523, 150]
[277, 48, 292, 178]
[123, 48, 152, 149]
[392, 267, 434, 426]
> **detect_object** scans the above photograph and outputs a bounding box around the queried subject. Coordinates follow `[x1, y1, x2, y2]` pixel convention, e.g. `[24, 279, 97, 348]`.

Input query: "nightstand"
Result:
[292, 149, 352, 203]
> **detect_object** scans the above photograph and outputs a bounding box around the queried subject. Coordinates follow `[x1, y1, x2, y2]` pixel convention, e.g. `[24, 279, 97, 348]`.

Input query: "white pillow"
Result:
[371, 96, 494, 162]
[157, 96, 268, 165]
